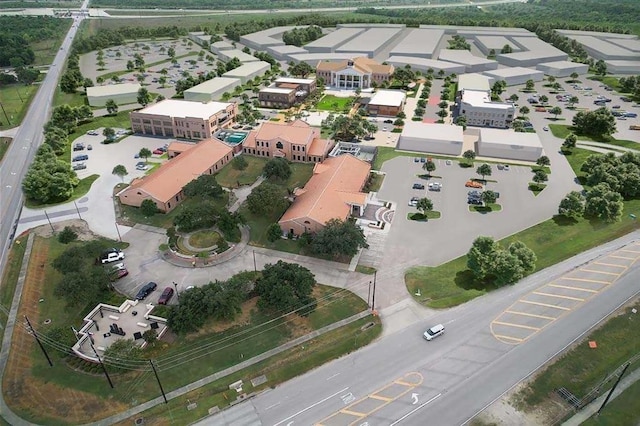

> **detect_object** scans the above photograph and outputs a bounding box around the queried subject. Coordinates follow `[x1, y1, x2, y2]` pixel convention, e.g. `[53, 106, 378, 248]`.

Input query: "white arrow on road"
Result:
[411, 393, 419, 405]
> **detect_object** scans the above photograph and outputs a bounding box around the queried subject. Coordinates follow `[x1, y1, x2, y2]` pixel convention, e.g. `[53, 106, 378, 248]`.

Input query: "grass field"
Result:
[316, 94, 354, 112]
[0, 84, 39, 130]
[582, 378, 640, 426]
[549, 124, 640, 150]
[0, 137, 11, 161]
[216, 156, 267, 188]
[53, 86, 88, 108]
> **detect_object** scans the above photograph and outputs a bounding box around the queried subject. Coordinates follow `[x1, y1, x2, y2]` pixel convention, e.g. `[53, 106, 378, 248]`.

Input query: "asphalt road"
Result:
[0, 2, 89, 276]
[201, 232, 640, 426]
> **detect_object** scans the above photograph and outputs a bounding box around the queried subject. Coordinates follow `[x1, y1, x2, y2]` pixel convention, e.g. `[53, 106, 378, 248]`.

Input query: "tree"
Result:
[263, 158, 292, 182]
[232, 155, 248, 170]
[137, 87, 151, 107]
[43, 127, 67, 155]
[547, 76, 556, 84]
[311, 219, 368, 259]
[595, 59, 607, 76]
[256, 261, 316, 316]
[525, 79, 535, 91]
[104, 339, 144, 370]
[539, 95, 549, 104]
[22, 145, 77, 204]
[438, 100, 449, 110]
[491, 80, 506, 98]
[246, 182, 288, 216]
[126, 60, 134, 71]
[183, 174, 223, 198]
[549, 106, 562, 120]
[567, 96, 579, 108]
[454, 116, 467, 130]
[140, 199, 159, 217]
[584, 183, 624, 222]
[58, 226, 78, 244]
[112, 164, 128, 182]
[467, 236, 499, 281]
[15, 66, 40, 85]
[572, 108, 616, 138]
[532, 170, 548, 184]
[102, 127, 116, 143]
[396, 111, 406, 119]
[500, 44, 513, 54]
[138, 147, 152, 163]
[519, 106, 530, 118]
[167, 46, 175, 58]
[569, 72, 579, 81]
[173, 200, 221, 231]
[392, 67, 415, 87]
[289, 62, 314, 78]
[508, 94, 519, 102]
[416, 197, 433, 215]
[104, 99, 118, 115]
[563, 133, 578, 150]
[422, 159, 436, 177]
[558, 191, 585, 218]
[394, 118, 404, 127]
[436, 109, 448, 119]
[476, 164, 492, 181]
[482, 190, 497, 205]
[463, 150, 476, 162]
[536, 156, 550, 167]
[267, 223, 282, 242]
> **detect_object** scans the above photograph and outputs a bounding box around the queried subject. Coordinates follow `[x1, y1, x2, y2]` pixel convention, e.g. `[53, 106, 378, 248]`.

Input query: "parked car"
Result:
[136, 282, 157, 300]
[72, 162, 87, 171]
[73, 143, 85, 151]
[612, 105, 621, 109]
[86, 130, 98, 136]
[136, 163, 149, 171]
[497, 164, 504, 170]
[382, 127, 388, 132]
[503, 165, 510, 171]
[158, 287, 174, 305]
[87, 144, 93, 150]
[73, 154, 89, 162]
[383, 119, 393, 124]
[423, 324, 445, 341]
[408, 196, 419, 207]
[100, 250, 124, 264]
[624, 112, 638, 118]
[465, 181, 483, 188]
[428, 182, 442, 191]
[412, 183, 425, 190]
[420, 157, 426, 163]
[152, 149, 164, 155]
[543, 126, 549, 131]
[413, 157, 420, 163]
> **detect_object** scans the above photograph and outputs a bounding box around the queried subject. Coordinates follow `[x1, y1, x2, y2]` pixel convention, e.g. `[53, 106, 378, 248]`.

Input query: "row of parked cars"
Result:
[135, 282, 174, 305]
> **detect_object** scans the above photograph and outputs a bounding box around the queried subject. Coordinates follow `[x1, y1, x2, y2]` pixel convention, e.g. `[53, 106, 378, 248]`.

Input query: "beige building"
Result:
[130, 99, 237, 140]
[367, 90, 406, 117]
[258, 77, 317, 108]
[86, 83, 141, 107]
[117, 139, 233, 212]
[278, 154, 371, 236]
[316, 57, 394, 89]
[242, 120, 333, 163]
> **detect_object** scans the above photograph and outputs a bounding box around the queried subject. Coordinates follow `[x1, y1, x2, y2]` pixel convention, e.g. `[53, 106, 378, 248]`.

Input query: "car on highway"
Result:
[136, 282, 157, 300]
[412, 183, 425, 190]
[423, 324, 445, 341]
[158, 287, 174, 305]
[465, 181, 483, 188]
[73, 154, 89, 162]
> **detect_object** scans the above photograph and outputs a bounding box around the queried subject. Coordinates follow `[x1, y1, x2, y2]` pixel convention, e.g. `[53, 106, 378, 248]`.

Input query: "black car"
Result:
[73, 143, 85, 151]
[136, 282, 157, 300]
[73, 154, 89, 162]
[412, 183, 425, 190]
[383, 119, 394, 124]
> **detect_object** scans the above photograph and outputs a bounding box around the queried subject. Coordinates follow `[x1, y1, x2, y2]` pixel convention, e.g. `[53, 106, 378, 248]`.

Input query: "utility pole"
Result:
[0, 102, 10, 125]
[25, 316, 53, 367]
[43, 210, 55, 234]
[253, 250, 257, 272]
[371, 271, 377, 312]
[367, 280, 372, 309]
[597, 362, 630, 415]
[90, 341, 114, 388]
[150, 359, 168, 403]
[73, 200, 82, 220]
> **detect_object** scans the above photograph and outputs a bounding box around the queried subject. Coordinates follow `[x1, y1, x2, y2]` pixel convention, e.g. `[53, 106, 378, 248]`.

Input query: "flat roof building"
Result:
[458, 73, 491, 93]
[388, 28, 445, 59]
[259, 77, 316, 108]
[367, 90, 406, 117]
[217, 49, 260, 63]
[536, 61, 589, 78]
[239, 26, 301, 51]
[476, 128, 543, 162]
[398, 122, 464, 156]
[305, 27, 366, 53]
[316, 57, 394, 90]
[86, 83, 141, 107]
[605, 60, 640, 75]
[483, 67, 544, 86]
[184, 77, 242, 102]
[437, 49, 499, 73]
[458, 90, 515, 129]
[210, 40, 234, 55]
[555, 29, 638, 40]
[222, 61, 271, 84]
[497, 51, 568, 68]
[130, 99, 237, 140]
[289, 52, 360, 66]
[386, 56, 465, 75]
[335, 27, 404, 58]
[474, 35, 519, 56]
[266, 44, 308, 61]
[567, 35, 638, 61]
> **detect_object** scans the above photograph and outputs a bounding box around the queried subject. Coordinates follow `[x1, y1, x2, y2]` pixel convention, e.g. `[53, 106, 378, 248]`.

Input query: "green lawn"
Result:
[53, 86, 88, 108]
[216, 156, 267, 188]
[549, 124, 640, 150]
[407, 211, 441, 221]
[24, 174, 100, 209]
[316, 94, 354, 112]
[366, 173, 385, 192]
[582, 378, 640, 426]
[469, 203, 502, 213]
[0, 137, 11, 161]
[0, 84, 39, 130]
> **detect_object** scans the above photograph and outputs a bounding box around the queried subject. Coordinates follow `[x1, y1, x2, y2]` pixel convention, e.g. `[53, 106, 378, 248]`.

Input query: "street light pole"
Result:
[173, 281, 179, 301]
[371, 271, 377, 312]
[367, 280, 372, 309]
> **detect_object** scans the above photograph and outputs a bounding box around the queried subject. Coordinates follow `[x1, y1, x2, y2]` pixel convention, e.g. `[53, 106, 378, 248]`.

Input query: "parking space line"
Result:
[341, 409, 366, 417]
[610, 255, 636, 260]
[579, 268, 621, 276]
[492, 334, 524, 342]
[492, 321, 540, 331]
[547, 283, 598, 293]
[532, 291, 584, 302]
[562, 277, 612, 285]
[619, 249, 640, 254]
[593, 261, 627, 269]
[369, 394, 393, 402]
[505, 310, 557, 320]
[519, 300, 571, 310]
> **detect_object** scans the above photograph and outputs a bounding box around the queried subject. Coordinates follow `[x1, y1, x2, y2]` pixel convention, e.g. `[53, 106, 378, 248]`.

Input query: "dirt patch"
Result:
[27, 219, 101, 241]
[473, 383, 552, 426]
[2, 236, 128, 424]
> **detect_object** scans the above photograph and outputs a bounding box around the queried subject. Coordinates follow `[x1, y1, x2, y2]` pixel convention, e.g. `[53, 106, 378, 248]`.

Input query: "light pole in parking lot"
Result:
[114, 222, 122, 242]
[173, 281, 179, 301]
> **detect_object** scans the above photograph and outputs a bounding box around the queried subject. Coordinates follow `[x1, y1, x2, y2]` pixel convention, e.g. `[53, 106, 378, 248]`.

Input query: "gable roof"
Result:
[123, 139, 232, 203]
[279, 154, 371, 226]
[255, 120, 318, 146]
[316, 57, 393, 75]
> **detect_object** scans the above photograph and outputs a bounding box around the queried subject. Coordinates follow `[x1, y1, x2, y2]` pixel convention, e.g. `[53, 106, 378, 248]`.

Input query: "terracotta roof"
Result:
[167, 141, 196, 154]
[308, 138, 333, 157]
[255, 120, 318, 146]
[316, 57, 393, 75]
[123, 139, 232, 203]
[279, 154, 371, 226]
[243, 131, 257, 148]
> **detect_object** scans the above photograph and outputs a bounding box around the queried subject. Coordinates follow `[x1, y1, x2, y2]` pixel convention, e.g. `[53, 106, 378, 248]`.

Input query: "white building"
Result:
[210, 41, 234, 55]
[458, 73, 491, 93]
[437, 49, 499, 73]
[476, 128, 543, 162]
[222, 61, 271, 84]
[458, 90, 515, 129]
[605, 60, 640, 75]
[183, 77, 241, 102]
[386, 56, 465, 75]
[398, 122, 464, 156]
[86, 83, 141, 107]
[483, 67, 544, 86]
[536, 61, 589, 78]
[366, 90, 406, 116]
[217, 49, 259, 63]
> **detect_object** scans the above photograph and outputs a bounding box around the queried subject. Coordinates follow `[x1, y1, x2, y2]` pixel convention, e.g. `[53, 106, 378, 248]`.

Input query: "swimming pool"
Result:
[217, 130, 247, 146]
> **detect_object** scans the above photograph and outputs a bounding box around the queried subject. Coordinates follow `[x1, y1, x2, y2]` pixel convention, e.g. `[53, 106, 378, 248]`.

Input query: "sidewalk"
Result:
[562, 366, 640, 426]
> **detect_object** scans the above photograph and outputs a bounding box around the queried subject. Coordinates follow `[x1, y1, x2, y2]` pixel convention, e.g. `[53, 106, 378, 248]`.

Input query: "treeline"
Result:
[73, 26, 188, 54]
[90, 0, 435, 10]
[282, 25, 323, 47]
[0, 16, 69, 66]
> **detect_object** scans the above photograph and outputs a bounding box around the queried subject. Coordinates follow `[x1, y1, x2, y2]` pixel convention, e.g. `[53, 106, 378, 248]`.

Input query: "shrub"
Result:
[58, 226, 78, 244]
[140, 199, 159, 217]
[232, 155, 248, 170]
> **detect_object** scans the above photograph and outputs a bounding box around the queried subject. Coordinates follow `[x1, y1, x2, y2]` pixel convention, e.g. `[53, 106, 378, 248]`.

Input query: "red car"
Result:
[158, 287, 174, 305]
[152, 149, 164, 155]
[111, 268, 129, 281]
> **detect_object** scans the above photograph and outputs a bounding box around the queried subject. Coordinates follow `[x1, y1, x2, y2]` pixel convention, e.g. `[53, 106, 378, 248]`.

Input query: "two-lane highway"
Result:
[0, 1, 89, 275]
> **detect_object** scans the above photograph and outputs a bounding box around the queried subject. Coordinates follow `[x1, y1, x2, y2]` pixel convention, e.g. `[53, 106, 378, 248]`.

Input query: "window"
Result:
[276, 141, 283, 149]
[176, 195, 179, 202]
[167, 202, 171, 209]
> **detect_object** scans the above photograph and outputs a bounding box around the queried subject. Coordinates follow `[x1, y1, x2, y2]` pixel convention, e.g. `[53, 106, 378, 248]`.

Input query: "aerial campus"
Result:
[0, 0, 640, 425]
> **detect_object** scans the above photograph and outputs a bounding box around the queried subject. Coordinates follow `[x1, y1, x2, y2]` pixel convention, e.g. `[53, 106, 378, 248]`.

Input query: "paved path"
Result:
[0, 127, 19, 138]
[229, 176, 265, 213]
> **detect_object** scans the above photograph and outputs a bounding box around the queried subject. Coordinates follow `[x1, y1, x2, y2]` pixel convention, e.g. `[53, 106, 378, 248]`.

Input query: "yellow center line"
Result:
[505, 310, 557, 320]
[369, 394, 393, 402]
[609, 255, 635, 260]
[493, 334, 524, 342]
[578, 268, 621, 276]
[593, 261, 627, 269]
[492, 321, 540, 331]
[547, 283, 599, 293]
[561, 277, 613, 285]
[533, 291, 585, 302]
[518, 299, 571, 310]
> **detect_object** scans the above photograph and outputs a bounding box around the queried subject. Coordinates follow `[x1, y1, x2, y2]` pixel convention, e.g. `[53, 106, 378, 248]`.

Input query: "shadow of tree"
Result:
[552, 215, 578, 226]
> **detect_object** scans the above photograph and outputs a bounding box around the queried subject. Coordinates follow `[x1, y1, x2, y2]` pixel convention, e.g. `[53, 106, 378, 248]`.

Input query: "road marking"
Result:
[579, 268, 620, 276]
[619, 249, 640, 254]
[265, 402, 280, 410]
[342, 409, 366, 416]
[341, 392, 355, 404]
[518, 300, 571, 310]
[562, 277, 612, 285]
[505, 310, 556, 320]
[547, 283, 598, 293]
[609, 255, 635, 260]
[411, 393, 419, 405]
[533, 291, 584, 302]
[326, 373, 340, 381]
[369, 394, 393, 402]
[492, 334, 524, 342]
[272, 386, 349, 426]
[389, 393, 442, 426]
[592, 261, 627, 268]
[492, 321, 540, 331]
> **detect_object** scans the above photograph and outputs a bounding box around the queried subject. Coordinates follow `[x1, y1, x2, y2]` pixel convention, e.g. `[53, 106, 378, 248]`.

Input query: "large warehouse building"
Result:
[86, 83, 141, 107]
[305, 27, 365, 53]
[476, 128, 543, 162]
[605, 60, 640, 75]
[217, 49, 260, 63]
[184, 77, 241, 102]
[398, 122, 464, 156]
[437, 49, 499, 73]
[335, 27, 404, 58]
[386, 56, 465, 75]
[222, 61, 271, 84]
[388, 28, 445, 59]
[536, 61, 589, 77]
[483, 67, 544, 86]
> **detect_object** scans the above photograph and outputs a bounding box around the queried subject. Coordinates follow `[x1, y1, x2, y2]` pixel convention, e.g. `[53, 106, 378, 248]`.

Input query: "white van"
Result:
[423, 324, 445, 341]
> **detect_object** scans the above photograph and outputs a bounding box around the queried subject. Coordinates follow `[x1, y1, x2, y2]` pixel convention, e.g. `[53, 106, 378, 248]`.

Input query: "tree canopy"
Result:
[22, 145, 78, 204]
[183, 174, 223, 199]
[256, 261, 316, 316]
[263, 158, 292, 182]
[572, 108, 616, 137]
[246, 182, 289, 216]
[310, 219, 368, 259]
[466, 236, 536, 287]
